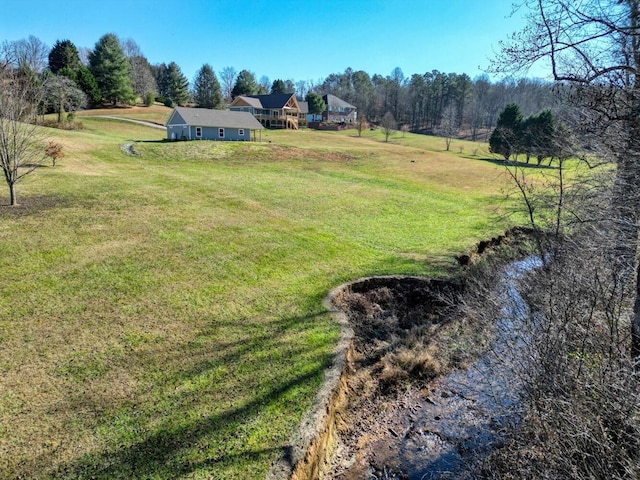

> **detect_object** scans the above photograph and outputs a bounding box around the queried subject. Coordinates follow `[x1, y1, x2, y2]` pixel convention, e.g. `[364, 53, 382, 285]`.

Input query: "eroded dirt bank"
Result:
[267, 230, 533, 480]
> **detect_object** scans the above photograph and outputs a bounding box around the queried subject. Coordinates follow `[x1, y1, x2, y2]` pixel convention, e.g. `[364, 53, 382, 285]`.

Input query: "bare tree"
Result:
[438, 103, 458, 151]
[380, 111, 396, 142]
[0, 67, 49, 205]
[495, 0, 640, 356]
[356, 113, 368, 137]
[44, 74, 87, 122]
[2, 36, 49, 73]
[121, 38, 157, 100]
[295, 79, 308, 99]
[258, 75, 270, 94]
[219, 66, 236, 102]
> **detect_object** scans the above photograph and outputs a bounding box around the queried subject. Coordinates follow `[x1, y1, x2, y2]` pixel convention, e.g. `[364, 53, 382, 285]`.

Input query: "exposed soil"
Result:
[267, 229, 536, 480]
[323, 257, 539, 479]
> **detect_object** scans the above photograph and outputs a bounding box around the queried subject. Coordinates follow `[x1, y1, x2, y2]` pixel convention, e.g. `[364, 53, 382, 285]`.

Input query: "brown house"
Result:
[229, 93, 304, 129]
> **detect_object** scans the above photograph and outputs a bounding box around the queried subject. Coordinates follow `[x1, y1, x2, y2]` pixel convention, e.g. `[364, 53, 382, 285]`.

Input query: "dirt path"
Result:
[83, 115, 166, 130]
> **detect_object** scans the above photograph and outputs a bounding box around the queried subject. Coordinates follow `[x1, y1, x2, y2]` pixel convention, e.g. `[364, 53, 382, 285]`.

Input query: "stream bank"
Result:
[267, 229, 537, 480]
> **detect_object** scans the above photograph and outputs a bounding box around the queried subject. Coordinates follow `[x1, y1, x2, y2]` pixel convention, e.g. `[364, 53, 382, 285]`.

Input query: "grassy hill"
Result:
[0, 110, 515, 479]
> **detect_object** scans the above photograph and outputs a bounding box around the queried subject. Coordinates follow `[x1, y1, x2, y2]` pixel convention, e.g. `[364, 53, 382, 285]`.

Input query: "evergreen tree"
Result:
[166, 61, 189, 106]
[75, 65, 102, 107]
[193, 64, 224, 109]
[231, 70, 259, 98]
[489, 103, 523, 160]
[305, 92, 325, 115]
[48, 39, 81, 74]
[89, 33, 135, 105]
[520, 110, 555, 164]
[152, 63, 170, 98]
[271, 79, 286, 94]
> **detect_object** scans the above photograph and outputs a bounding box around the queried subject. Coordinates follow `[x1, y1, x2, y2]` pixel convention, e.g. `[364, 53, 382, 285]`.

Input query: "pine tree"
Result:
[231, 70, 259, 98]
[305, 92, 325, 115]
[89, 33, 135, 105]
[48, 39, 81, 74]
[193, 64, 225, 109]
[166, 61, 189, 106]
[489, 103, 523, 160]
[271, 79, 286, 94]
[75, 66, 102, 107]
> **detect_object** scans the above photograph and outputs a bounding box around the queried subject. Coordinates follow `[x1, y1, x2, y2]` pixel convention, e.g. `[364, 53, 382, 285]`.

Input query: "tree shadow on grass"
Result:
[47, 311, 335, 479]
[0, 194, 71, 215]
[467, 156, 557, 170]
[51, 369, 324, 479]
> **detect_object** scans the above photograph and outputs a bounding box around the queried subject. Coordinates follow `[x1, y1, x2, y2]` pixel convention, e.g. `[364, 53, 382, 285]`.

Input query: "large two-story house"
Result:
[323, 94, 357, 124]
[229, 93, 303, 129]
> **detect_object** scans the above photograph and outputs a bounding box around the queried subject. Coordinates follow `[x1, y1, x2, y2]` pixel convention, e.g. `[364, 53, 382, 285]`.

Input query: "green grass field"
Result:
[0, 110, 517, 479]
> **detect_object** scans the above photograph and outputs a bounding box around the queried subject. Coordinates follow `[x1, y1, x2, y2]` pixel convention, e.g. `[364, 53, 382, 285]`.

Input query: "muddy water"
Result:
[334, 257, 542, 479]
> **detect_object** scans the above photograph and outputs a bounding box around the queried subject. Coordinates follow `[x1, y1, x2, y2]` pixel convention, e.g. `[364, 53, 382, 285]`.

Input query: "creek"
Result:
[328, 256, 542, 479]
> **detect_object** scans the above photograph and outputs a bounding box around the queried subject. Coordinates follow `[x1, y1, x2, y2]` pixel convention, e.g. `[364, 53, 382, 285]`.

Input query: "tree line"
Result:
[1, 33, 557, 136]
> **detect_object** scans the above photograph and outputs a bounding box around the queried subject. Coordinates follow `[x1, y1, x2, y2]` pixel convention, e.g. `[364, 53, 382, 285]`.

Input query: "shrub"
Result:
[145, 92, 155, 107]
[45, 142, 64, 166]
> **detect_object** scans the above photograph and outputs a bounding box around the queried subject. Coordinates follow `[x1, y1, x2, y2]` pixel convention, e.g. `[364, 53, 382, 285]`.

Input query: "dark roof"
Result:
[246, 93, 296, 109]
[323, 94, 356, 110]
[167, 107, 264, 129]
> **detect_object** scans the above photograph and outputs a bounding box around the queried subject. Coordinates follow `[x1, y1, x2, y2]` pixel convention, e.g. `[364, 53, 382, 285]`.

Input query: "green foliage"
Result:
[75, 65, 102, 107]
[305, 92, 325, 115]
[192, 63, 225, 109]
[144, 91, 155, 107]
[270, 78, 286, 94]
[231, 69, 259, 98]
[165, 61, 190, 106]
[520, 110, 555, 164]
[152, 63, 170, 98]
[489, 103, 523, 160]
[48, 39, 81, 74]
[89, 33, 135, 105]
[490, 104, 568, 164]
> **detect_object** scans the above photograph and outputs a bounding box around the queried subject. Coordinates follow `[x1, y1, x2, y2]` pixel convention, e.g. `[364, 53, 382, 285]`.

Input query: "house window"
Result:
[195, 127, 202, 138]
[238, 129, 245, 136]
[218, 128, 224, 138]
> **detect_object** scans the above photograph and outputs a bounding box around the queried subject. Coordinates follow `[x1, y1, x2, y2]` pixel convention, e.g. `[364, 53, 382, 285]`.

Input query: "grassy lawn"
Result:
[0, 113, 516, 479]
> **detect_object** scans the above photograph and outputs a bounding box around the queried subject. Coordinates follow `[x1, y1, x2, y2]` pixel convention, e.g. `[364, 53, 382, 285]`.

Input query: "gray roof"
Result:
[233, 96, 263, 109]
[167, 107, 264, 129]
[323, 94, 356, 110]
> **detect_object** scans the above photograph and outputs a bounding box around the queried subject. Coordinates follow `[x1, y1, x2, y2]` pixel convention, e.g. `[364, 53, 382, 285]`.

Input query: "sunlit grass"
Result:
[0, 118, 517, 479]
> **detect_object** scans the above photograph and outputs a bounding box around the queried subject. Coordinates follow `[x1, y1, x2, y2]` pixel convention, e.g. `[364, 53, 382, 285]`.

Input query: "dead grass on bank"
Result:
[333, 232, 527, 397]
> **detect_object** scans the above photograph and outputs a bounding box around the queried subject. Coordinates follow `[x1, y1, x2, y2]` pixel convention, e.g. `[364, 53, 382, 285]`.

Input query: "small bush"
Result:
[45, 142, 64, 166]
[145, 92, 155, 107]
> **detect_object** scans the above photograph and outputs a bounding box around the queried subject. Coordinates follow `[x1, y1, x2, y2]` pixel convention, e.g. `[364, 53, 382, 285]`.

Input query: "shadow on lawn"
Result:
[49, 311, 334, 479]
[469, 156, 558, 170]
[0, 194, 71, 214]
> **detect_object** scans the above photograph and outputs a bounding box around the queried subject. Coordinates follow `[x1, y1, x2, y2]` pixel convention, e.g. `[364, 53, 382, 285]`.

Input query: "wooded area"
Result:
[0, 32, 556, 140]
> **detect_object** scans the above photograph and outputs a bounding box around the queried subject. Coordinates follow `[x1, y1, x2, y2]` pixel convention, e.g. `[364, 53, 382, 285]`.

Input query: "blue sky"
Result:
[2, 0, 545, 84]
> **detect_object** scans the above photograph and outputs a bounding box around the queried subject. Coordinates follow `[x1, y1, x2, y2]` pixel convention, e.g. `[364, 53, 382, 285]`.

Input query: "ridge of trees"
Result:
[2, 32, 558, 138]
